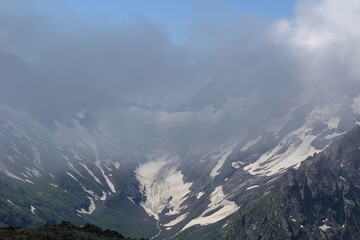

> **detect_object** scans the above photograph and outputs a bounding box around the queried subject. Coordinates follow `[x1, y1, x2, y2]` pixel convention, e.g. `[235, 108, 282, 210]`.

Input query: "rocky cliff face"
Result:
[220, 126, 360, 240]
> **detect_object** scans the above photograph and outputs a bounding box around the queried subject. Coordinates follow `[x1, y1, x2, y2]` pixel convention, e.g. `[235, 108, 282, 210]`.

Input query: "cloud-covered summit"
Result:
[0, 0, 359, 115]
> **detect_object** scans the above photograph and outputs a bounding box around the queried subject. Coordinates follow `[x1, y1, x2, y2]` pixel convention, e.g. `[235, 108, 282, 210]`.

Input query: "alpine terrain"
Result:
[1, 49, 360, 239]
[1, 0, 360, 239]
[218, 125, 360, 240]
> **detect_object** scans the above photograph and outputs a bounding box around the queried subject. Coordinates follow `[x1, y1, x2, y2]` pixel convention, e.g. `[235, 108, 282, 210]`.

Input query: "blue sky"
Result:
[33, 0, 297, 43]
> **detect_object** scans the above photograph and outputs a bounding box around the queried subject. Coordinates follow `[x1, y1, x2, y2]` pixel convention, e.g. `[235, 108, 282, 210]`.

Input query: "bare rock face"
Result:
[220, 126, 360, 240]
[0, 221, 147, 240]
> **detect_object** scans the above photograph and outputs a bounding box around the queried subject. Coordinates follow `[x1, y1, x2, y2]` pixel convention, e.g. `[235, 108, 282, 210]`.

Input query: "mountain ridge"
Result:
[1, 51, 360, 239]
[218, 125, 360, 240]
[0, 220, 146, 240]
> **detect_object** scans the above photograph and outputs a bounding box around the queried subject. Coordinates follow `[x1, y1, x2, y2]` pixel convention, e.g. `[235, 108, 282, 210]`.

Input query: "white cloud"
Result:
[275, 0, 360, 48]
[271, 0, 360, 94]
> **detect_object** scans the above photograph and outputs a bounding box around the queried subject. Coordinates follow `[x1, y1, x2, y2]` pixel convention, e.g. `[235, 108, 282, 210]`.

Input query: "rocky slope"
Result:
[219, 126, 360, 240]
[0, 221, 145, 240]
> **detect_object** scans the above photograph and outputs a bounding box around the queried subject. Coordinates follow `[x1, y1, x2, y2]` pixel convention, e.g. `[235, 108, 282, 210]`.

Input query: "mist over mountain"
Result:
[1, 0, 360, 239]
[1, 0, 359, 115]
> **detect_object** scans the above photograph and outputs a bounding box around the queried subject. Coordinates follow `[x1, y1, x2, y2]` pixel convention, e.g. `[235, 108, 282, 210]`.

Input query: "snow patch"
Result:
[79, 163, 101, 184]
[30, 206, 36, 214]
[7, 199, 21, 210]
[6, 171, 26, 182]
[324, 131, 346, 140]
[25, 179, 35, 184]
[232, 161, 245, 169]
[66, 172, 78, 182]
[127, 197, 136, 204]
[96, 162, 116, 193]
[99, 191, 107, 201]
[82, 188, 105, 201]
[113, 162, 121, 169]
[163, 213, 188, 227]
[240, 135, 262, 151]
[319, 224, 331, 231]
[58, 153, 69, 161]
[210, 144, 236, 179]
[77, 197, 96, 214]
[196, 192, 205, 199]
[69, 149, 82, 160]
[68, 163, 85, 178]
[181, 186, 239, 231]
[246, 185, 259, 190]
[25, 167, 41, 178]
[266, 177, 279, 184]
[81, 186, 98, 199]
[0, 162, 28, 182]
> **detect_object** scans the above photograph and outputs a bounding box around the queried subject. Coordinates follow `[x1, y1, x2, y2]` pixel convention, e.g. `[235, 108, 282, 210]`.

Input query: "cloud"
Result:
[0, 0, 359, 118]
[275, 0, 360, 48]
[0, 1, 211, 113]
[272, 0, 360, 97]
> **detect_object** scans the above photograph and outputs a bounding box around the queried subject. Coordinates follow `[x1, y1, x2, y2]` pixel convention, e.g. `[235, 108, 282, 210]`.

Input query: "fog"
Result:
[0, 0, 359, 117]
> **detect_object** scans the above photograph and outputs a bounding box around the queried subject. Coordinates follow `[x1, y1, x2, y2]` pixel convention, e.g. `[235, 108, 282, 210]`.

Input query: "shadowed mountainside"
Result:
[0, 221, 147, 240]
[219, 125, 360, 240]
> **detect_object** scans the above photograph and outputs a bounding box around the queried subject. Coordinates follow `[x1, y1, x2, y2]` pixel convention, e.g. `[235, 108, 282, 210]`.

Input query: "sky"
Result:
[0, 0, 360, 114]
[30, 0, 296, 43]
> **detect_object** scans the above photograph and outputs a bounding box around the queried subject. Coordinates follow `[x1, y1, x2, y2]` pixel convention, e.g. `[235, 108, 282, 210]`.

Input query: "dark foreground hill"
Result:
[219, 126, 360, 240]
[0, 221, 147, 240]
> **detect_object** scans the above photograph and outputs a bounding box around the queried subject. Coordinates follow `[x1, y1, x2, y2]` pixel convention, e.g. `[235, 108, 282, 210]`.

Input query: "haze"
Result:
[0, 0, 359, 119]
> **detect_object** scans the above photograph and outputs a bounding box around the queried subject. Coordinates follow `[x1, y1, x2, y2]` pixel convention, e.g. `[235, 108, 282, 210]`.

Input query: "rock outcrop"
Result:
[0, 221, 147, 240]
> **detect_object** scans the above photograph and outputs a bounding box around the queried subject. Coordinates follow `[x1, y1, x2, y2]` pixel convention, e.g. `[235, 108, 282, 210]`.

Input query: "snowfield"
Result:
[244, 104, 342, 176]
[135, 155, 192, 220]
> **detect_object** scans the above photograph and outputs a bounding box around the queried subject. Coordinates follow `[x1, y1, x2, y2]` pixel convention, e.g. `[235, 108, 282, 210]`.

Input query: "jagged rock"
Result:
[0, 221, 144, 240]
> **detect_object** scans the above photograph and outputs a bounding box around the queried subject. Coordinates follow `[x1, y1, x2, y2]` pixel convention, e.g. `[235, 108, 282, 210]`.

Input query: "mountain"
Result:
[1, 91, 359, 239]
[218, 125, 360, 240]
[1, 52, 360, 239]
